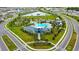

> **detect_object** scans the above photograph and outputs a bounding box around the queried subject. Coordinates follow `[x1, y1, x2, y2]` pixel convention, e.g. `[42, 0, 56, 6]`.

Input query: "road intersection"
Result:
[0, 18, 29, 51]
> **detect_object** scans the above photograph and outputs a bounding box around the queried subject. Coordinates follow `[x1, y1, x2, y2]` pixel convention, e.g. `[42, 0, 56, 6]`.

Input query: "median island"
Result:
[2, 35, 17, 51]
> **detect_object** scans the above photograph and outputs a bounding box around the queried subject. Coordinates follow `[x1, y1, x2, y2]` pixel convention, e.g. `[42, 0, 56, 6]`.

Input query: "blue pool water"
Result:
[34, 23, 48, 28]
[24, 22, 52, 34]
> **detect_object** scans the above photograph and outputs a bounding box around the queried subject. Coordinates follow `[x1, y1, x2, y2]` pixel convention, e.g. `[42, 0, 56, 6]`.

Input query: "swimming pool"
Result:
[24, 22, 52, 34]
[33, 22, 51, 29]
[35, 23, 48, 28]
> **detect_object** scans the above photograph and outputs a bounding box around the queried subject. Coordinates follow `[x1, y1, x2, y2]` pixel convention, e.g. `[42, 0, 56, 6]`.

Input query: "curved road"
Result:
[56, 16, 73, 51]
[0, 12, 79, 51]
[69, 17, 79, 51]
[0, 18, 29, 51]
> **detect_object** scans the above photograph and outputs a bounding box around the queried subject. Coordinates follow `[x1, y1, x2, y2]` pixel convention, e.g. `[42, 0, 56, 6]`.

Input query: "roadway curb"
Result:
[5, 25, 36, 51]
[69, 17, 79, 51]
[5, 16, 68, 51]
[5, 21, 68, 51]
[54, 15, 68, 50]
[5, 24, 54, 51]
[5, 20, 68, 51]
[63, 15, 74, 50]
[6, 35, 19, 51]
[0, 37, 9, 51]
[70, 15, 79, 51]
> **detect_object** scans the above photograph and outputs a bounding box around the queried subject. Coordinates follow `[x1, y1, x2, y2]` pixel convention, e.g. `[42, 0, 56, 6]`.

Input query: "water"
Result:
[24, 22, 52, 34]
[35, 23, 48, 28]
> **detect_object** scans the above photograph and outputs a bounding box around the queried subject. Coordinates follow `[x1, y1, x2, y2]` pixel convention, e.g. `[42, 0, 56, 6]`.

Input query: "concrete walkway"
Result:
[38, 33, 41, 40]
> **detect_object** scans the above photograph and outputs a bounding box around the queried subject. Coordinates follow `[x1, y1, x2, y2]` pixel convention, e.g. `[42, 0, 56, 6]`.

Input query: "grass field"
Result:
[24, 15, 57, 20]
[53, 31, 64, 44]
[66, 31, 77, 51]
[28, 43, 54, 49]
[66, 14, 79, 22]
[7, 26, 35, 43]
[6, 14, 65, 49]
[7, 15, 57, 43]
[2, 35, 17, 51]
[41, 31, 64, 44]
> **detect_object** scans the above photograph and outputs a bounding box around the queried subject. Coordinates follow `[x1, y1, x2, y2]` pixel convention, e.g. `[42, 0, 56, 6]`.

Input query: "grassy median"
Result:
[2, 35, 17, 51]
[66, 31, 77, 51]
[66, 14, 79, 22]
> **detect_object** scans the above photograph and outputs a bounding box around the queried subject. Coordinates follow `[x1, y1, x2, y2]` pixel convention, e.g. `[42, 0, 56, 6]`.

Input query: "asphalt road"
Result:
[0, 37, 8, 51]
[70, 18, 79, 51]
[0, 18, 29, 51]
[56, 16, 73, 51]
[0, 13, 78, 51]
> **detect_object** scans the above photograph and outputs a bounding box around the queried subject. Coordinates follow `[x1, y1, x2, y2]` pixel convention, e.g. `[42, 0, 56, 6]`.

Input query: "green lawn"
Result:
[2, 35, 17, 51]
[23, 15, 57, 20]
[7, 26, 35, 42]
[53, 31, 64, 44]
[66, 14, 79, 22]
[66, 31, 77, 51]
[7, 15, 57, 43]
[28, 43, 53, 49]
[41, 27, 64, 44]
[42, 34, 54, 41]
[6, 14, 65, 49]
[72, 16, 79, 22]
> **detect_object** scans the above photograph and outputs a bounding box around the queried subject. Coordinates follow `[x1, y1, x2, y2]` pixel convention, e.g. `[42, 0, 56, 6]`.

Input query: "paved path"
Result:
[38, 33, 41, 40]
[56, 16, 73, 51]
